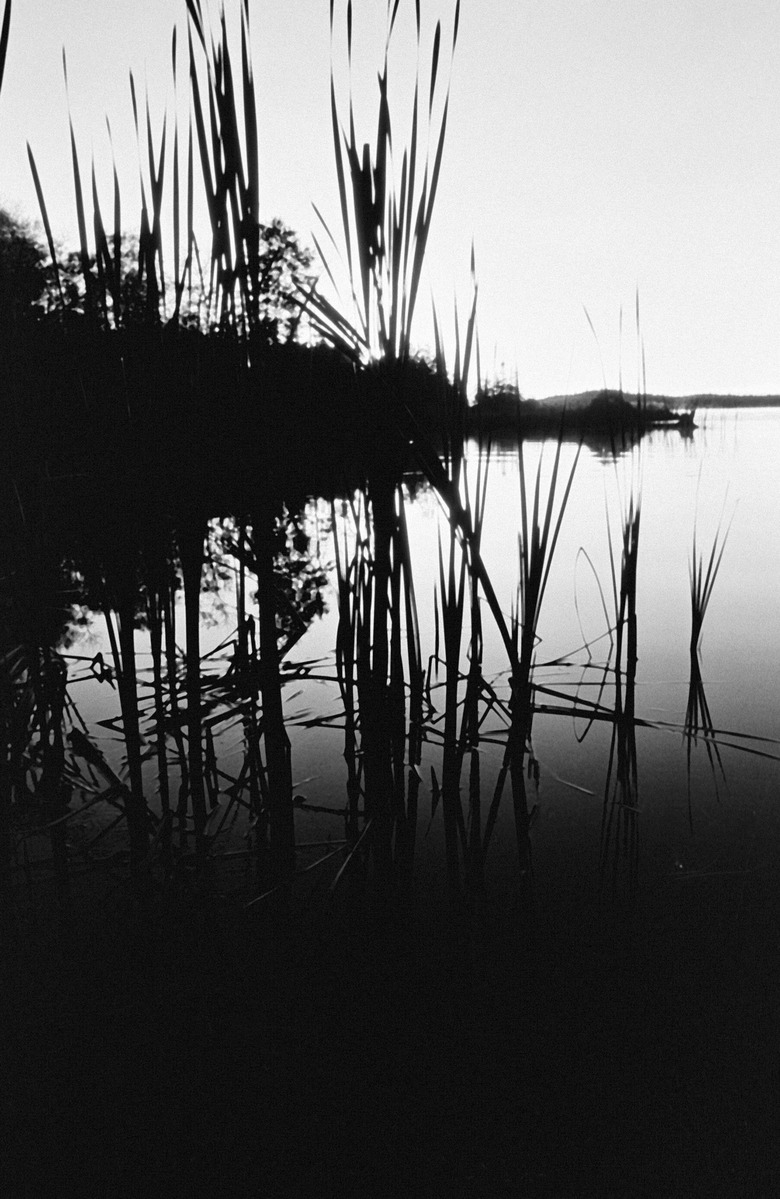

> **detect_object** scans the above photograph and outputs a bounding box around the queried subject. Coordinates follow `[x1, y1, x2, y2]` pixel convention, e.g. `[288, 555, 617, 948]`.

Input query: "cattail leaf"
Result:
[105, 119, 121, 274]
[461, 284, 478, 393]
[151, 112, 167, 302]
[401, 78, 419, 309]
[0, 0, 11, 95]
[539, 440, 582, 620]
[405, 177, 431, 346]
[310, 229, 341, 295]
[635, 284, 640, 337]
[68, 120, 90, 292]
[312, 201, 342, 257]
[431, 301, 444, 376]
[207, 64, 222, 188]
[389, 0, 401, 39]
[424, 92, 450, 228]
[26, 143, 62, 302]
[129, 69, 139, 135]
[186, 0, 206, 52]
[389, 151, 407, 351]
[241, 4, 259, 221]
[186, 122, 194, 294]
[306, 288, 364, 358]
[189, 30, 217, 227]
[173, 123, 181, 311]
[429, 21, 441, 115]
[91, 161, 109, 308]
[330, 76, 353, 281]
[376, 66, 390, 209]
[354, 141, 374, 337]
[110, 167, 122, 312]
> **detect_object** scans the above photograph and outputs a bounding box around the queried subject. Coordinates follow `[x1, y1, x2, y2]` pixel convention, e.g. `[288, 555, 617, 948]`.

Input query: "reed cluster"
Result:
[0, 0, 757, 920]
[0, 0, 349, 888]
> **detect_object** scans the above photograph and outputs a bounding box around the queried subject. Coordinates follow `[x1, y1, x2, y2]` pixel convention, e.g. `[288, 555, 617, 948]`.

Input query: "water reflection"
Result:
[3, 409, 780, 903]
[684, 649, 725, 813]
[1, 501, 333, 879]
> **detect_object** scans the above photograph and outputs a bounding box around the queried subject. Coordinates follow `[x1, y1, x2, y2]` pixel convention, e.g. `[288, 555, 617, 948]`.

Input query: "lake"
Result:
[53, 405, 780, 920]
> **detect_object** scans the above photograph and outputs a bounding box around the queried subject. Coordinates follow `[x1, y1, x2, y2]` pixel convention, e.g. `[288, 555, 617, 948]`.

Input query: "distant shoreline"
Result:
[529, 390, 780, 409]
[460, 387, 779, 445]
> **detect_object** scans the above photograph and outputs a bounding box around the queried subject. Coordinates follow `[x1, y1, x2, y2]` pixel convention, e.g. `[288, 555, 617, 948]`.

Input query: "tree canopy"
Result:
[40, 218, 314, 338]
[0, 208, 48, 324]
[0, 204, 314, 342]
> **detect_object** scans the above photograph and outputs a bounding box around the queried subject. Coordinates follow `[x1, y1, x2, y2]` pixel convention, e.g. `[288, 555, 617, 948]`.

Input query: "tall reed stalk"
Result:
[512, 434, 580, 875]
[683, 651, 725, 818]
[481, 430, 580, 885]
[684, 495, 732, 814]
[429, 281, 487, 890]
[333, 494, 368, 852]
[689, 495, 732, 657]
[143, 532, 174, 872]
[600, 452, 642, 894]
[0, 0, 10, 95]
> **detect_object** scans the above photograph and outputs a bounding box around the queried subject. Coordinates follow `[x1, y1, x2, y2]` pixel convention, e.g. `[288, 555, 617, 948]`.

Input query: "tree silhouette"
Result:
[250, 217, 315, 343]
[42, 233, 151, 327]
[40, 217, 314, 339]
[0, 208, 47, 325]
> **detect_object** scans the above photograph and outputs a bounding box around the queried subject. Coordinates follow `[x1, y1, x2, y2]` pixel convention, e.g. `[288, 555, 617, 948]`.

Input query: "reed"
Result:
[683, 650, 726, 820]
[395, 493, 424, 877]
[481, 425, 580, 897]
[309, 2, 539, 896]
[24, 33, 184, 864]
[689, 495, 732, 656]
[332, 493, 369, 852]
[328, 479, 425, 895]
[684, 493, 733, 817]
[599, 450, 642, 894]
[143, 532, 174, 872]
[430, 285, 479, 889]
[188, 0, 305, 877]
[301, 1, 462, 888]
[0, 0, 10, 97]
[308, 0, 460, 366]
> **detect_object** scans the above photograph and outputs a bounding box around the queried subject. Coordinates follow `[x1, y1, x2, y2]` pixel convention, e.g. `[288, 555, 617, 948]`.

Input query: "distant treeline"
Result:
[532, 389, 780, 409]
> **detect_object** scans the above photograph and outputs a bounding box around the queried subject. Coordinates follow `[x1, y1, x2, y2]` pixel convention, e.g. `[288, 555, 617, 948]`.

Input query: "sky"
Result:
[0, 0, 777, 398]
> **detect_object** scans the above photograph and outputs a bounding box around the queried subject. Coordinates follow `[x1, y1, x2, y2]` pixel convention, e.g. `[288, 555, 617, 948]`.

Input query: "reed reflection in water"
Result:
[5, 411, 780, 915]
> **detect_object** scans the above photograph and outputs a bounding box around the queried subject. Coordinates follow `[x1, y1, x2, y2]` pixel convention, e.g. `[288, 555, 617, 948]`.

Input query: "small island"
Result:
[462, 384, 780, 441]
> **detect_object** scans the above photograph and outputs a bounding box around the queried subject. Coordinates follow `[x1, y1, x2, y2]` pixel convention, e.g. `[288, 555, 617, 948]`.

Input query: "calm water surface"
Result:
[67, 407, 780, 905]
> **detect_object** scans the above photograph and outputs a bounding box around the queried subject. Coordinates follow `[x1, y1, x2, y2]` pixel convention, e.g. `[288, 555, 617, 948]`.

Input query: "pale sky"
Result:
[0, 0, 777, 397]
